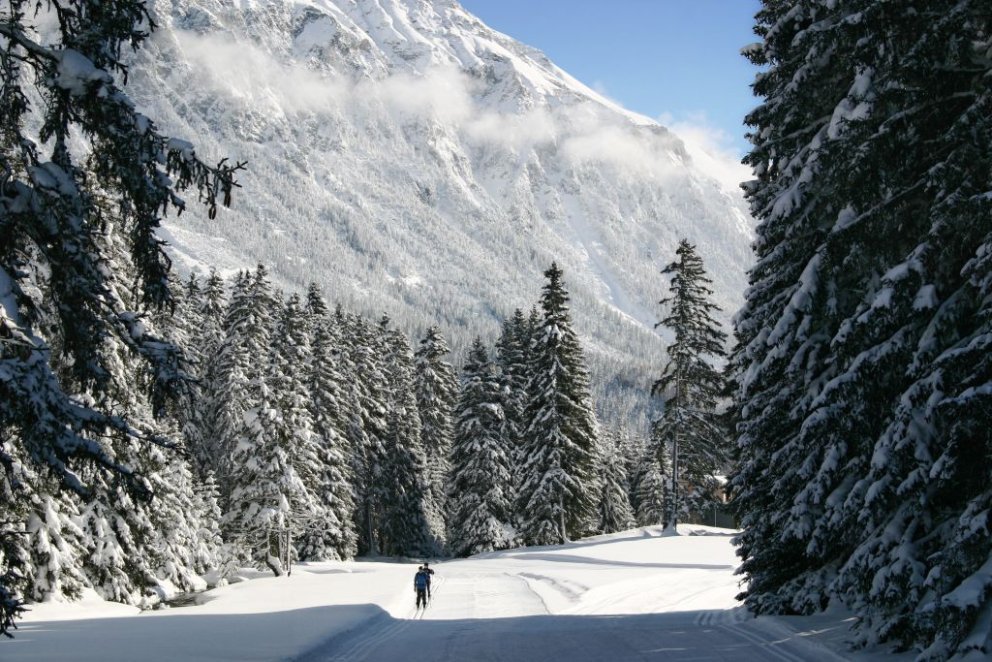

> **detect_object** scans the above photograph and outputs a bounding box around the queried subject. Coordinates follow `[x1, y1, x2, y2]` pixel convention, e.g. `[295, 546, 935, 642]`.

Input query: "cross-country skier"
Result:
[414, 566, 429, 609]
[421, 562, 435, 600]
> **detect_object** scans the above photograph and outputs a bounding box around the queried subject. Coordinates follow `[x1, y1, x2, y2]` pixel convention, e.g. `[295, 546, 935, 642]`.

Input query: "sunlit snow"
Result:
[6, 525, 910, 661]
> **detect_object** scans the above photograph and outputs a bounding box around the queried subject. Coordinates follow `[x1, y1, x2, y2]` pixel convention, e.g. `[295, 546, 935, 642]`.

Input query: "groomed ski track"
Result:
[295, 533, 850, 662]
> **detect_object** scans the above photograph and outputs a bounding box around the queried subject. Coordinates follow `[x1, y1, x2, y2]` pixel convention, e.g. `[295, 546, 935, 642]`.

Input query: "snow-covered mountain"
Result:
[132, 0, 753, 414]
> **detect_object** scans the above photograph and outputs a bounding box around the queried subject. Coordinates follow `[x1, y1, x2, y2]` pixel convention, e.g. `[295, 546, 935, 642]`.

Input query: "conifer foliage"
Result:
[414, 327, 459, 547]
[448, 339, 514, 556]
[378, 323, 433, 557]
[517, 263, 601, 545]
[0, 0, 240, 635]
[652, 240, 728, 530]
[732, 1, 992, 656]
[596, 430, 635, 534]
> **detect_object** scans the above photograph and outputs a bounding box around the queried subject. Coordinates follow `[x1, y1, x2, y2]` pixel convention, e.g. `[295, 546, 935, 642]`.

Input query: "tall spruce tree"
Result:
[732, 1, 992, 656]
[596, 429, 635, 534]
[448, 338, 514, 556]
[338, 313, 389, 555]
[633, 434, 669, 527]
[189, 270, 229, 479]
[269, 294, 327, 562]
[0, 0, 240, 632]
[70, 215, 210, 603]
[495, 309, 531, 499]
[214, 267, 276, 501]
[221, 270, 305, 575]
[379, 322, 432, 557]
[413, 326, 458, 548]
[517, 263, 600, 545]
[303, 287, 357, 561]
[653, 240, 728, 531]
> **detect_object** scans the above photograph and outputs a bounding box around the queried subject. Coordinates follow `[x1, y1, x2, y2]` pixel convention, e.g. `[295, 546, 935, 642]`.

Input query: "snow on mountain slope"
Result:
[129, 0, 753, 410]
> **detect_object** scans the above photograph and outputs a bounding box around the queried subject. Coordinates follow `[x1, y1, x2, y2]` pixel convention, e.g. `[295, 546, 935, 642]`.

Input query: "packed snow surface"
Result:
[5, 525, 911, 661]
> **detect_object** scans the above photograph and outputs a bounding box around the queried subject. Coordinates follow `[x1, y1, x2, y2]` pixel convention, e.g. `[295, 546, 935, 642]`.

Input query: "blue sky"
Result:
[459, 0, 761, 157]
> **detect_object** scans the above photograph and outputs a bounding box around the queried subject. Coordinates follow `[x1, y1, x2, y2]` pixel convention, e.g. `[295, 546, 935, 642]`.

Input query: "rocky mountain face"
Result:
[131, 0, 754, 423]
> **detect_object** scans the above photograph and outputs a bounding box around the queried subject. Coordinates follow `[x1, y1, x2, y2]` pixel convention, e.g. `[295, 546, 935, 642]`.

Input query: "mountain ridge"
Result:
[131, 0, 754, 424]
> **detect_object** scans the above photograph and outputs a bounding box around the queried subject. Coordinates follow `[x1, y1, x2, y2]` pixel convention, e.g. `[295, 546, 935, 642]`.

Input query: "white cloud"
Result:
[658, 111, 752, 193]
[463, 108, 557, 151]
[175, 31, 349, 115]
[365, 66, 475, 125]
[173, 30, 743, 188]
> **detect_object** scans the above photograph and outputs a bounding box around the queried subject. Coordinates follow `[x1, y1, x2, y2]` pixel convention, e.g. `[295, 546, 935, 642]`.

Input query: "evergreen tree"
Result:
[0, 0, 240, 631]
[449, 338, 515, 556]
[269, 294, 326, 561]
[495, 310, 530, 499]
[0, 458, 30, 635]
[191, 471, 224, 576]
[732, 1, 992, 656]
[378, 322, 432, 557]
[413, 326, 458, 550]
[303, 287, 357, 561]
[340, 313, 390, 555]
[15, 462, 86, 603]
[72, 216, 207, 603]
[652, 240, 728, 531]
[517, 263, 600, 545]
[596, 429, 635, 534]
[620, 431, 647, 515]
[214, 267, 276, 501]
[149, 442, 214, 593]
[222, 269, 305, 575]
[154, 276, 213, 482]
[634, 435, 669, 527]
[190, 270, 230, 479]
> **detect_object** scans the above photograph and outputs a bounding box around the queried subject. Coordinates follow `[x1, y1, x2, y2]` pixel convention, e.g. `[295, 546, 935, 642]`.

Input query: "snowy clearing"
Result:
[3, 526, 909, 661]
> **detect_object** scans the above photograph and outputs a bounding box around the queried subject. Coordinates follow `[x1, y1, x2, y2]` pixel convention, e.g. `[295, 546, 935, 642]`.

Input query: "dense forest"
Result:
[2, 257, 730, 615]
[731, 0, 992, 658]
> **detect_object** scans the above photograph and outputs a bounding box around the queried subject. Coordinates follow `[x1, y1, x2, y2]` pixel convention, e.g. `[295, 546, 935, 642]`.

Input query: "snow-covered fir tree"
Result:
[732, 1, 992, 657]
[413, 326, 458, 549]
[652, 239, 729, 530]
[6, 457, 86, 604]
[448, 338, 515, 556]
[187, 270, 230, 479]
[163, 276, 208, 472]
[268, 294, 328, 561]
[60, 216, 213, 604]
[0, 0, 239, 631]
[222, 269, 307, 575]
[215, 267, 282, 499]
[495, 309, 531, 501]
[302, 287, 358, 561]
[192, 472, 225, 576]
[340, 313, 391, 555]
[517, 263, 600, 545]
[619, 430, 646, 516]
[378, 320, 433, 557]
[596, 429, 635, 534]
[633, 434, 669, 527]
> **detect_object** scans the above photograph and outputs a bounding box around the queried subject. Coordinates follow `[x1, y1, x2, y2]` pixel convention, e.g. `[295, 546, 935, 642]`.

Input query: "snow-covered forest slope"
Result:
[131, 0, 752, 399]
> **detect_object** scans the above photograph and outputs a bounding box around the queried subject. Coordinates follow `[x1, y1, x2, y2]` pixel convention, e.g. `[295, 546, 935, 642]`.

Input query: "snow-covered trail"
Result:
[299, 609, 845, 662]
[6, 526, 900, 661]
[295, 535, 846, 662]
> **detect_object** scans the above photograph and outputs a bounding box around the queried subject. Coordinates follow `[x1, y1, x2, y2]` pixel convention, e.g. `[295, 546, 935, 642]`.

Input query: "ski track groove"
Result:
[293, 535, 838, 661]
[320, 619, 411, 662]
[720, 622, 808, 662]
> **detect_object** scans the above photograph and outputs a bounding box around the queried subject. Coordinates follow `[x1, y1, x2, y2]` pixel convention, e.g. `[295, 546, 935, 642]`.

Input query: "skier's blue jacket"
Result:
[414, 571, 428, 590]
